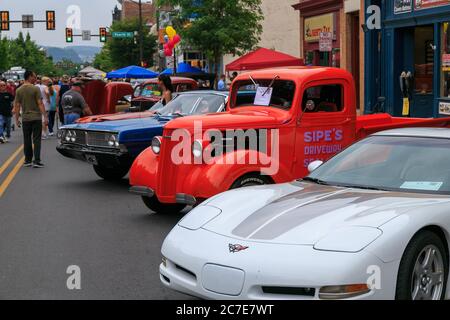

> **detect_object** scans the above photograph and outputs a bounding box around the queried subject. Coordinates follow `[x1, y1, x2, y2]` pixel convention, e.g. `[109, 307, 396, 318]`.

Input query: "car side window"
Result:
[302, 84, 343, 113]
[177, 84, 191, 92]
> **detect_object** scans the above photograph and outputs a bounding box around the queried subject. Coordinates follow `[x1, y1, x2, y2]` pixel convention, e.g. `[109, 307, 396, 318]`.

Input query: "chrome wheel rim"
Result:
[411, 245, 445, 300]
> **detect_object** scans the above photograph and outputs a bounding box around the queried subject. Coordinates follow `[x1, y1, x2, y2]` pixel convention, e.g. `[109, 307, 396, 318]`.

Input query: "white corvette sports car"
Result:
[160, 128, 450, 300]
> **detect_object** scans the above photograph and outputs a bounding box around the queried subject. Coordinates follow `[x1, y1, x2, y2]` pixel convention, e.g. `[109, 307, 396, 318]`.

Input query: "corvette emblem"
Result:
[229, 244, 249, 253]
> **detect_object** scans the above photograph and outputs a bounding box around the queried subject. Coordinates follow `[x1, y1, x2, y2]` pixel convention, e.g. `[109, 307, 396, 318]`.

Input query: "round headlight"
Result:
[192, 140, 203, 159]
[108, 135, 119, 147]
[152, 136, 162, 154]
[65, 131, 71, 142]
[70, 131, 76, 143]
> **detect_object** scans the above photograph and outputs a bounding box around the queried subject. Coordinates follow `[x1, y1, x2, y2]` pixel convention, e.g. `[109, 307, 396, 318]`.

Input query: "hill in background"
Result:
[44, 46, 101, 63]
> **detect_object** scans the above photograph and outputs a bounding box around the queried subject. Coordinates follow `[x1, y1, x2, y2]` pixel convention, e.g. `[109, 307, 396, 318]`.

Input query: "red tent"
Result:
[226, 48, 304, 72]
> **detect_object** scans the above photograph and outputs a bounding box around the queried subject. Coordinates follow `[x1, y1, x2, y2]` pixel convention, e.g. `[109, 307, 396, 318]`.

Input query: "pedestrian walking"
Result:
[61, 80, 93, 125]
[47, 81, 58, 136]
[13, 70, 47, 168]
[39, 77, 52, 139]
[217, 75, 227, 91]
[0, 81, 14, 143]
[58, 75, 71, 126]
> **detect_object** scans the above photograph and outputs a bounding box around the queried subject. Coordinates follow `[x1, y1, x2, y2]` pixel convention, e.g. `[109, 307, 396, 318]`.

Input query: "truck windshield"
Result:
[230, 79, 295, 110]
[135, 84, 161, 98]
[307, 136, 450, 195]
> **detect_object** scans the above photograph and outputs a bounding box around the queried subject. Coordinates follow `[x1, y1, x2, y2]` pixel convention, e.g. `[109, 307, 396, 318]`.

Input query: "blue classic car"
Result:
[56, 91, 228, 180]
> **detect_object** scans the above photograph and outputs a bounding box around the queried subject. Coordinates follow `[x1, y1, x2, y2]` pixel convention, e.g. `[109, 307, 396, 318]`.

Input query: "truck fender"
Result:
[129, 146, 159, 189]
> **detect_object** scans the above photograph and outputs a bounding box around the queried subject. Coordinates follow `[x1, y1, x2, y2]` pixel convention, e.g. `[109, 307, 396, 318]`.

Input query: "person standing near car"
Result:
[13, 70, 47, 168]
[157, 74, 174, 106]
[0, 81, 14, 143]
[58, 75, 71, 125]
[61, 81, 93, 125]
[47, 81, 58, 136]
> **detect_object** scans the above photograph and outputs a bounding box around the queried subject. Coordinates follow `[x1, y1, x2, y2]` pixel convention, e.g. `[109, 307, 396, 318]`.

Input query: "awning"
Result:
[226, 48, 304, 72]
[106, 65, 159, 79]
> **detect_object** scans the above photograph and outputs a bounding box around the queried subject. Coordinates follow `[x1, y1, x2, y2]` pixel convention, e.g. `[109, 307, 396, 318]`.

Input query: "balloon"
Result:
[172, 34, 181, 45]
[167, 40, 175, 50]
[164, 35, 169, 43]
[164, 47, 172, 57]
[166, 26, 177, 40]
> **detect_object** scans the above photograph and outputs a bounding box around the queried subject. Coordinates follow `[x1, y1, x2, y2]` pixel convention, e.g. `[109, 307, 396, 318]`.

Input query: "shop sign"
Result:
[395, 0, 413, 14]
[305, 13, 334, 42]
[439, 101, 450, 115]
[319, 32, 333, 52]
[443, 54, 450, 71]
[415, 0, 450, 10]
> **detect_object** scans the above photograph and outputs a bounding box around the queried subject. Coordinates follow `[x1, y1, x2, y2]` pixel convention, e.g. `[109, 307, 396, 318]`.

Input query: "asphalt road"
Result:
[0, 128, 191, 300]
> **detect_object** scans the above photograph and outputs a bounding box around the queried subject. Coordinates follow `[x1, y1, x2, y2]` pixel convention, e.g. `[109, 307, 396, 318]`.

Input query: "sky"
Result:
[0, 0, 119, 47]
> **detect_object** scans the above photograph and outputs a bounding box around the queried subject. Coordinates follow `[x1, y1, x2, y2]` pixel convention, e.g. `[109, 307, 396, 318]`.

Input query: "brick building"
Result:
[114, 0, 156, 26]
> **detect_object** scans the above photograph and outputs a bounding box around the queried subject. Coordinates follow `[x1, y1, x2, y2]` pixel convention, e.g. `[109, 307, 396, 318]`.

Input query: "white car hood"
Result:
[202, 182, 448, 245]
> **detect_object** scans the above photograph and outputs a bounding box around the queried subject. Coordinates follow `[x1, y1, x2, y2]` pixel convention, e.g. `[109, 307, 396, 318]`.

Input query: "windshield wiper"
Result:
[302, 177, 330, 186]
[172, 112, 185, 117]
[335, 184, 389, 191]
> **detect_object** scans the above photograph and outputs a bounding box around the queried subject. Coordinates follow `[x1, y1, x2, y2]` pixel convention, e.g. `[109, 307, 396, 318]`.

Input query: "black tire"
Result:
[396, 230, 448, 300]
[141, 196, 186, 214]
[230, 174, 271, 190]
[93, 165, 129, 181]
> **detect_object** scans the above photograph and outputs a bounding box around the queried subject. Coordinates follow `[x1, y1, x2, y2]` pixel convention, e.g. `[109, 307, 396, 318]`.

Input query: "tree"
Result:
[94, 19, 158, 71]
[157, 0, 263, 83]
[0, 37, 10, 72]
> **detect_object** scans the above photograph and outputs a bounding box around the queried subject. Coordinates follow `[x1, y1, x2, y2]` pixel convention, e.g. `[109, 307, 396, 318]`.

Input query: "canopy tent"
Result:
[78, 66, 104, 77]
[106, 65, 159, 79]
[225, 48, 304, 72]
[160, 62, 205, 75]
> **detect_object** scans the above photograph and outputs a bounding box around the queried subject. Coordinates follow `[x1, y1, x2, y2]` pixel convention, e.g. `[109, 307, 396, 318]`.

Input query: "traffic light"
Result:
[0, 11, 10, 31]
[99, 27, 107, 42]
[46, 11, 55, 30]
[65, 28, 73, 43]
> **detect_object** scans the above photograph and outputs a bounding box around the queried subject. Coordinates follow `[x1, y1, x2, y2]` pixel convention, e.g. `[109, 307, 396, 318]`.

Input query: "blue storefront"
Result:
[365, 0, 450, 117]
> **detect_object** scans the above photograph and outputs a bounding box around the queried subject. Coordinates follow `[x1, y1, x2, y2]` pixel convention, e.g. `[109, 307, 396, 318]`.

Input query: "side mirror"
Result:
[308, 160, 324, 173]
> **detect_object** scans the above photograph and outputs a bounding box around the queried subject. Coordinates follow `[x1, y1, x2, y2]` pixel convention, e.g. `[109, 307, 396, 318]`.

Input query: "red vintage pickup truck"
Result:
[129, 67, 450, 213]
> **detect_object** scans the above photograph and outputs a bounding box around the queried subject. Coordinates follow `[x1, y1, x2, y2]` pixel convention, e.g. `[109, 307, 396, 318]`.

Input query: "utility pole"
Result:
[138, 0, 144, 66]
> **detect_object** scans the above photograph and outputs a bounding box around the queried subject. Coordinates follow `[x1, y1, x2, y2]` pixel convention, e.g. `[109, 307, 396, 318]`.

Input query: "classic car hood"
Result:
[77, 111, 155, 123]
[165, 108, 291, 131]
[64, 116, 170, 132]
[201, 182, 450, 245]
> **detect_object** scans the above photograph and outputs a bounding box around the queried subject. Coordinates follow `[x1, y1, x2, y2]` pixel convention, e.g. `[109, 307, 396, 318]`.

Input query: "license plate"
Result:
[85, 155, 98, 165]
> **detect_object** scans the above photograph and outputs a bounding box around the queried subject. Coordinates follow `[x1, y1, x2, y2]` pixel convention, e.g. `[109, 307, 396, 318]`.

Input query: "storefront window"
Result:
[414, 25, 434, 95]
[441, 22, 450, 98]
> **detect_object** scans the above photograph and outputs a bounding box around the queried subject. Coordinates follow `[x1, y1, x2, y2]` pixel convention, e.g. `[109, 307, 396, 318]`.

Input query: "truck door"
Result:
[294, 80, 356, 178]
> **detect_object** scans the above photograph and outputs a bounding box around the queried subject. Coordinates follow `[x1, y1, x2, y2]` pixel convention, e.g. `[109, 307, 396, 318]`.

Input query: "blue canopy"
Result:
[160, 62, 204, 75]
[106, 65, 159, 79]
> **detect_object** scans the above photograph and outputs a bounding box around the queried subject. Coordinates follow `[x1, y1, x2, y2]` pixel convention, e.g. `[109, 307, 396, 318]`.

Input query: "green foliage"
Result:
[157, 0, 263, 76]
[94, 19, 158, 71]
[0, 32, 62, 76]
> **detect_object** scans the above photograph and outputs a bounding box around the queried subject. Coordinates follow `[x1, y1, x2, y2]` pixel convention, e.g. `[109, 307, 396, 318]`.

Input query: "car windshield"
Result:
[307, 135, 450, 195]
[135, 83, 161, 98]
[231, 79, 295, 110]
[153, 93, 225, 117]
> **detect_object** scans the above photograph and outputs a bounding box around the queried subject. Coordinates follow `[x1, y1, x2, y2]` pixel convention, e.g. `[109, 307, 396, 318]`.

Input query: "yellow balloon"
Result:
[166, 26, 177, 40]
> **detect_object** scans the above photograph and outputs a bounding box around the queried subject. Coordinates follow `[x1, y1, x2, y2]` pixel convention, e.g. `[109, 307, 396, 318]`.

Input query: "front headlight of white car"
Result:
[314, 226, 382, 253]
[178, 206, 222, 230]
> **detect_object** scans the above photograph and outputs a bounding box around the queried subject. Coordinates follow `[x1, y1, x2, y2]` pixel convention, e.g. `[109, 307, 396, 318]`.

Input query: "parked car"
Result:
[129, 67, 450, 213]
[131, 77, 198, 111]
[160, 127, 450, 300]
[56, 91, 228, 180]
[82, 80, 134, 115]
